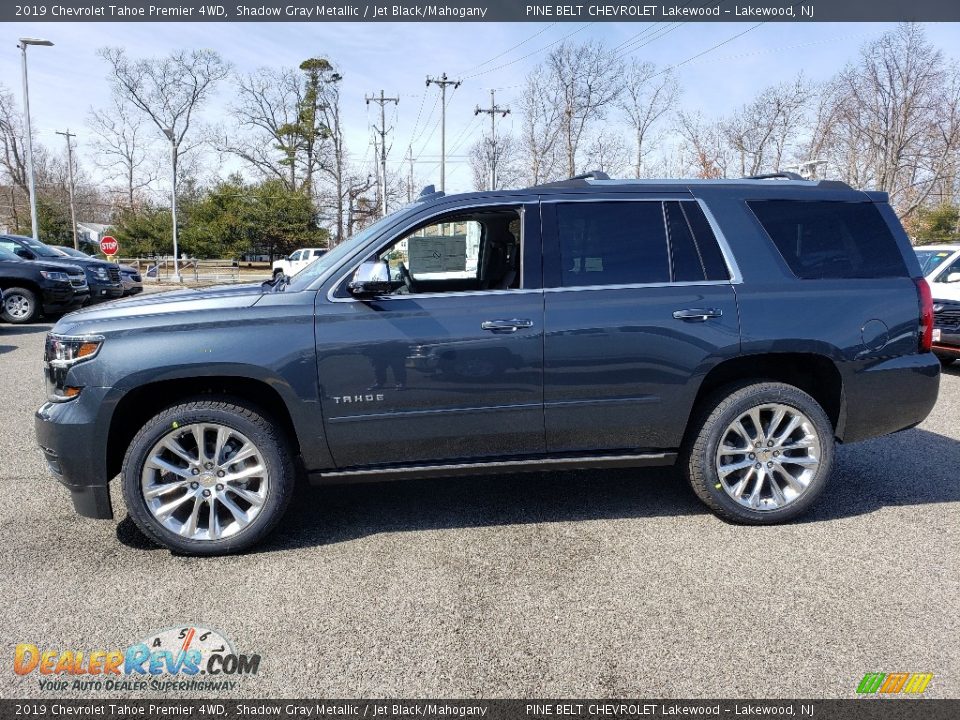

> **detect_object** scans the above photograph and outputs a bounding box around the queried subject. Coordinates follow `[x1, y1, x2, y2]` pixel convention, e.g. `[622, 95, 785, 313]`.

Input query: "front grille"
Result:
[69, 276, 87, 288]
[128, 274, 141, 283]
[934, 304, 960, 329]
[107, 266, 121, 283]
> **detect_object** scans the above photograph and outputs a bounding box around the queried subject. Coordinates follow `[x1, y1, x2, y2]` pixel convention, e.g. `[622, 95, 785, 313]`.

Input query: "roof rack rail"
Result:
[745, 172, 806, 181]
[569, 170, 610, 181]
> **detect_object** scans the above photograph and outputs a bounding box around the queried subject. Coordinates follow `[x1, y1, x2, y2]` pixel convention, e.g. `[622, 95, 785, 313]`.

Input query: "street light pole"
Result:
[18, 37, 54, 242]
[163, 128, 180, 282]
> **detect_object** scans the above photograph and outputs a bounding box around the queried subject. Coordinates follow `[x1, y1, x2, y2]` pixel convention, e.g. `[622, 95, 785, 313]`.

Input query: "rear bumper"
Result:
[838, 353, 941, 443]
[35, 387, 115, 519]
[932, 327, 960, 356]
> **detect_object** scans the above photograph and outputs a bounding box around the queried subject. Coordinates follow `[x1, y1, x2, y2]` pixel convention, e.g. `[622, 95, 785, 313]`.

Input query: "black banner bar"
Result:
[3, 700, 960, 720]
[4, 0, 960, 23]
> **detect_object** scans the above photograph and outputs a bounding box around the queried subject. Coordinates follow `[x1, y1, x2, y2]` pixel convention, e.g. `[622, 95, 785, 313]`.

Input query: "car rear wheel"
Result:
[684, 382, 834, 524]
[121, 399, 295, 555]
[937, 355, 956, 367]
[2, 287, 39, 323]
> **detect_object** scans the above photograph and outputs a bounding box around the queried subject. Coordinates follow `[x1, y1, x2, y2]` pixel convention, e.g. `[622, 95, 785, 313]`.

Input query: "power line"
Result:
[462, 23, 594, 80]
[457, 22, 558, 77]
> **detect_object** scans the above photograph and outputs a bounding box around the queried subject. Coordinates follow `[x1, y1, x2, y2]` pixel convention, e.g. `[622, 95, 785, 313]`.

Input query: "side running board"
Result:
[313, 452, 678, 484]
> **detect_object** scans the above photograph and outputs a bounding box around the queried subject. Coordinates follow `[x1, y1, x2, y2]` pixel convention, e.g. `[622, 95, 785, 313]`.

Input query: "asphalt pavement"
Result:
[0, 320, 957, 699]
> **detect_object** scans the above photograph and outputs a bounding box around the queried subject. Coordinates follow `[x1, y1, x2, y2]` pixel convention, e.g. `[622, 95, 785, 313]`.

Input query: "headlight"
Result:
[40, 270, 70, 283]
[93, 267, 109, 280]
[43, 334, 104, 402]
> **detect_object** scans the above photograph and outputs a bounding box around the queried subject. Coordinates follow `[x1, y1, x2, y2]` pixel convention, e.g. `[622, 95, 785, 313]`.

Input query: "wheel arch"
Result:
[106, 375, 303, 480]
[684, 352, 844, 447]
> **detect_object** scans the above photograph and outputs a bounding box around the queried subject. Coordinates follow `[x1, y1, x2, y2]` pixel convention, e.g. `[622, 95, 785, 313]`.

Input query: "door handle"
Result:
[673, 308, 723, 322]
[481, 319, 534, 333]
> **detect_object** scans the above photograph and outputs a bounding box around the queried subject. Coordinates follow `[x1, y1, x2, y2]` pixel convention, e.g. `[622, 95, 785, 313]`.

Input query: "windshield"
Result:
[914, 249, 956, 276]
[18, 237, 62, 258]
[55, 246, 90, 258]
[283, 211, 409, 291]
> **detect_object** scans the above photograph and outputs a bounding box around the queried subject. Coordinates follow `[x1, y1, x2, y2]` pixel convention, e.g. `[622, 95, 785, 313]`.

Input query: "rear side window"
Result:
[557, 202, 670, 286]
[748, 200, 908, 279]
[664, 202, 732, 282]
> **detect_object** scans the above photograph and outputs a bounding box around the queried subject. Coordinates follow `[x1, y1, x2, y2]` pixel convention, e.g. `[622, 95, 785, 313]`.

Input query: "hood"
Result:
[56, 282, 268, 329]
[18, 258, 85, 275]
[55, 256, 116, 270]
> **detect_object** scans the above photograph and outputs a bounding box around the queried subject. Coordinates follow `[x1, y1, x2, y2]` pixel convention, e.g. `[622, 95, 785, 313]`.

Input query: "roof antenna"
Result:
[569, 170, 610, 181]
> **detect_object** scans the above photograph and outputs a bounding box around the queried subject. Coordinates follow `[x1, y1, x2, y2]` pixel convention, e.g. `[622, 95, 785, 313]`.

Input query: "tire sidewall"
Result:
[2, 287, 38, 324]
[691, 383, 835, 523]
[122, 402, 291, 555]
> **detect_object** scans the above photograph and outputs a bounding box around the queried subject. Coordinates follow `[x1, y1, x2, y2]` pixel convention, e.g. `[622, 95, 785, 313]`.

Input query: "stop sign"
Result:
[100, 236, 118, 256]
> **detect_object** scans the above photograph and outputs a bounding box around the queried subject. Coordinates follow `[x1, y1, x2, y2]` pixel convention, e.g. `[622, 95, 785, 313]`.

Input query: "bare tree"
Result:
[220, 66, 305, 190]
[585, 131, 629, 177]
[99, 47, 231, 195]
[819, 24, 960, 217]
[545, 41, 623, 177]
[88, 95, 159, 206]
[0, 85, 28, 193]
[619, 62, 679, 178]
[676, 111, 731, 179]
[469, 133, 522, 190]
[723, 75, 811, 176]
[519, 65, 563, 185]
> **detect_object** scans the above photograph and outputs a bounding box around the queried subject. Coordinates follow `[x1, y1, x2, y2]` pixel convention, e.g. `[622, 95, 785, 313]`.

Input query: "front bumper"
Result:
[35, 387, 115, 519]
[86, 281, 125, 304]
[40, 285, 88, 314]
[932, 327, 960, 358]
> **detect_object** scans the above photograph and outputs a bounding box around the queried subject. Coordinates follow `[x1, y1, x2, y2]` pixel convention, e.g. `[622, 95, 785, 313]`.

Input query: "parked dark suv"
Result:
[0, 246, 89, 323]
[0, 235, 123, 304]
[35, 174, 940, 554]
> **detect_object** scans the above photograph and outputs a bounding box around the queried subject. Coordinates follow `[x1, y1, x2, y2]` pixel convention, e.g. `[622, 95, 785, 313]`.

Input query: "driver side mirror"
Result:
[946, 272, 960, 284]
[348, 260, 392, 298]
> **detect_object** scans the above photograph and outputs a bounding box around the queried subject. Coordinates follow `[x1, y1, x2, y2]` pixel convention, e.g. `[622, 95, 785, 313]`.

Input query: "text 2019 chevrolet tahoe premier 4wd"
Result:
[35, 174, 940, 554]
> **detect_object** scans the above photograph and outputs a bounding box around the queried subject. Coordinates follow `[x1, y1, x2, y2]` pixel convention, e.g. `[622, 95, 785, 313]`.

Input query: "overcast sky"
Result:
[1, 20, 958, 193]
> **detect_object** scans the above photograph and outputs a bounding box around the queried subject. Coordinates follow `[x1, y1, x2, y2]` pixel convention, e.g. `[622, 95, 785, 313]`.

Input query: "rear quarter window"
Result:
[748, 200, 908, 279]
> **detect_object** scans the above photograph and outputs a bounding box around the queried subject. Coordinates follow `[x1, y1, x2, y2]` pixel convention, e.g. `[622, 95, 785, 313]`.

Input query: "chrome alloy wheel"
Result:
[140, 423, 269, 541]
[715, 403, 822, 511]
[4, 293, 32, 320]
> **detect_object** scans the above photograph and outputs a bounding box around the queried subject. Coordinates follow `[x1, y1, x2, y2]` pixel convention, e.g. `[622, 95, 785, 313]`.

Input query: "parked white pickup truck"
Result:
[272, 248, 327, 279]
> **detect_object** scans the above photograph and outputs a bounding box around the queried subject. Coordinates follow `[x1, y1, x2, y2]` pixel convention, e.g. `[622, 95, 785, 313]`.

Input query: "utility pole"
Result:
[55, 129, 79, 250]
[474, 89, 511, 191]
[365, 90, 399, 216]
[426, 73, 461, 192]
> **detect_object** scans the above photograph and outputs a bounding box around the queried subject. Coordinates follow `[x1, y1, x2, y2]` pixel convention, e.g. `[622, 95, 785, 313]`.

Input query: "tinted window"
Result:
[914, 249, 954, 276]
[682, 202, 731, 280]
[557, 202, 669, 286]
[748, 200, 908, 279]
[665, 202, 704, 282]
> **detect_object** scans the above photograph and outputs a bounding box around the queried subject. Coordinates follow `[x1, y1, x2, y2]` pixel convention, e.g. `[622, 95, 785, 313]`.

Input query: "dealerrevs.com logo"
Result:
[13, 626, 261, 693]
[856, 672, 934, 695]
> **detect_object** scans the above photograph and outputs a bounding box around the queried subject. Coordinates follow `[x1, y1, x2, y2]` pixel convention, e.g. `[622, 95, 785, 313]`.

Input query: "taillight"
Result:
[915, 277, 933, 352]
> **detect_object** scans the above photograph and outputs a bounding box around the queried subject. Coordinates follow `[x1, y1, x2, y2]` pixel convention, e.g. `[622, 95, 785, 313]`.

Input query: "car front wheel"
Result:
[684, 382, 834, 524]
[2, 287, 39, 323]
[121, 399, 295, 555]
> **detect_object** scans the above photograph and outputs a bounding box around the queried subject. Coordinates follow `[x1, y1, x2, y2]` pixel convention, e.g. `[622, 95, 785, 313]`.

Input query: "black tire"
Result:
[121, 399, 295, 555]
[683, 381, 835, 525]
[937, 355, 956, 367]
[1, 286, 39, 323]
